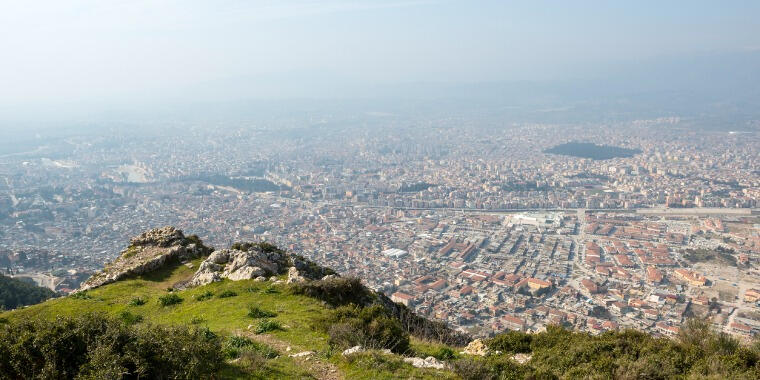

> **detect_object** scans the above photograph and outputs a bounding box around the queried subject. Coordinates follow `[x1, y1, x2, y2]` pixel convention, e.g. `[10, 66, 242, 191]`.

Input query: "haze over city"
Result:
[1, 2, 760, 379]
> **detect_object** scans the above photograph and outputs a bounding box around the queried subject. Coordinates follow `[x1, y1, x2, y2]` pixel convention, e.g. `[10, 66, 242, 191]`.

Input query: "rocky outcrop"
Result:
[184, 247, 287, 288]
[77, 227, 209, 292]
[129, 226, 186, 247]
[183, 244, 337, 288]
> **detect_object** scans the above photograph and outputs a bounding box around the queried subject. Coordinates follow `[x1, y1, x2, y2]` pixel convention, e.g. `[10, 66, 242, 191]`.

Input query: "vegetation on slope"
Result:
[458, 321, 760, 380]
[0, 250, 454, 379]
[0, 313, 223, 379]
[3, 236, 759, 379]
[0, 273, 56, 310]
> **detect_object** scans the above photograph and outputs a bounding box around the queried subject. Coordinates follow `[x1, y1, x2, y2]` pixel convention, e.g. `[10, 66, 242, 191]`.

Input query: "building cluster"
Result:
[0, 120, 758, 338]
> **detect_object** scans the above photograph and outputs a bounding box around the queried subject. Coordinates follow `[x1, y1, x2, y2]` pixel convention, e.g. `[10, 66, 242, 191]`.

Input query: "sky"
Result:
[1, 0, 759, 117]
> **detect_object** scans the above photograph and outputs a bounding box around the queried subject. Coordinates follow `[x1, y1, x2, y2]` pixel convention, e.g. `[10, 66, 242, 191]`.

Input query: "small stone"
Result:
[403, 356, 445, 369]
[342, 345, 364, 356]
[512, 353, 532, 364]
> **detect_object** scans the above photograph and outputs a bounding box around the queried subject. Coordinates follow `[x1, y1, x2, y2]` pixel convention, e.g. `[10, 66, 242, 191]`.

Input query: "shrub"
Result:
[119, 310, 143, 325]
[452, 358, 495, 380]
[224, 335, 254, 358]
[0, 313, 223, 379]
[254, 320, 283, 334]
[190, 316, 206, 325]
[70, 291, 92, 300]
[433, 347, 456, 361]
[218, 290, 238, 298]
[290, 277, 372, 307]
[195, 290, 214, 301]
[128, 297, 146, 306]
[0, 274, 56, 310]
[486, 330, 533, 354]
[322, 304, 410, 354]
[223, 336, 278, 360]
[158, 293, 183, 306]
[247, 305, 277, 319]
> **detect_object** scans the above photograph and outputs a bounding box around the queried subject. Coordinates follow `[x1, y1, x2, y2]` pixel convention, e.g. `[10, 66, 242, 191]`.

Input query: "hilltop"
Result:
[2, 227, 759, 379]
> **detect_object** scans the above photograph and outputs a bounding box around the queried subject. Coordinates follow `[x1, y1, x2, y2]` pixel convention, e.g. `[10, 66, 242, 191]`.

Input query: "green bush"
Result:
[322, 304, 410, 354]
[474, 320, 760, 379]
[190, 316, 206, 325]
[290, 277, 372, 307]
[223, 336, 278, 360]
[247, 305, 277, 319]
[158, 293, 183, 307]
[195, 290, 214, 301]
[452, 357, 495, 380]
[254, 320, 283, 334]
[0, 274, 56, 309]
[433, 347, 456, 361]
[70, 291, 92, 300]
[128, 297, 146, 306]
[119, 310, 143, 325]
[218, 290, 237, 298]
[486, 330, 532, 354]
[0, 313, 223, 379]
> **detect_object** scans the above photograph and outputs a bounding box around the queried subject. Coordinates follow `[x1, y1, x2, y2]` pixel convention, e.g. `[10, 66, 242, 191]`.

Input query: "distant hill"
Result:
[0, 274, 56, 310]
[2, 227, 759, 379]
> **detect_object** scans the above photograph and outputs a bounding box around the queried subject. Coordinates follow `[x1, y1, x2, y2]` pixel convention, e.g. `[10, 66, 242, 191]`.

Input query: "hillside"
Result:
[2, 227, 760, 379]
[0, 273, 56, 310]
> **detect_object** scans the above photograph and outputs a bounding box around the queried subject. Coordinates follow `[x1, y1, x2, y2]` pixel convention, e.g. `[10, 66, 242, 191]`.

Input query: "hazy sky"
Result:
[1, 0, 759, 109]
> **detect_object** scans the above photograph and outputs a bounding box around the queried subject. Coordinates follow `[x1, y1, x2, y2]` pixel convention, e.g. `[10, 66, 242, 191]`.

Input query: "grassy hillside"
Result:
[0, 258, 457, 379]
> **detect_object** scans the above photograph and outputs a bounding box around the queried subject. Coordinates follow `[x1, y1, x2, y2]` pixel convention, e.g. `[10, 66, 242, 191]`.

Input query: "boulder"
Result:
[287, 267, 306, 284]
[461, 339, 489, 356]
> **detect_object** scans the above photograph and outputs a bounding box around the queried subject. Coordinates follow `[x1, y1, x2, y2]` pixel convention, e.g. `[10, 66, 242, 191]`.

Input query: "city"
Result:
[2, 118, 758, 340]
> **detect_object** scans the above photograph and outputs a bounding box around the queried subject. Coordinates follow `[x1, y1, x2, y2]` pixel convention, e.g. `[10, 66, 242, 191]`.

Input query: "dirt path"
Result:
[237, 330, 343, 380]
